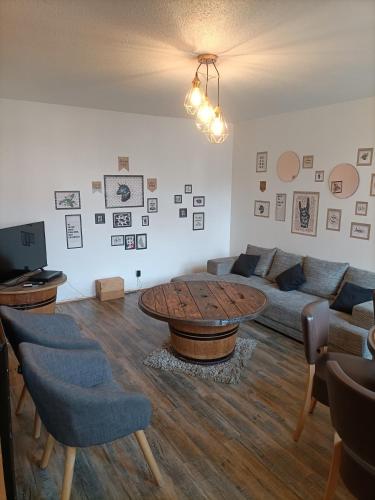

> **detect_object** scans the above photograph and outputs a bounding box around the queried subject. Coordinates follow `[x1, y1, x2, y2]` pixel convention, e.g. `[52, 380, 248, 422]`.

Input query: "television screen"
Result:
[0, 222, 47, 283]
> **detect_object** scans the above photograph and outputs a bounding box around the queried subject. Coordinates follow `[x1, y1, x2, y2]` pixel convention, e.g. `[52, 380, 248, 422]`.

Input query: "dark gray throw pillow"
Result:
[275, 264, 306, 292]
[231, 254, 260, 278]
[330, 282, 373, 314]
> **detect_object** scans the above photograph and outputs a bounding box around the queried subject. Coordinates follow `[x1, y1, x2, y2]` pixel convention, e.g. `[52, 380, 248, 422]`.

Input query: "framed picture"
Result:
[275, 194, 287, 222]
[65, 214, 83, 249]
[124, 234, 136, 250]
[254, 200, 270, 218]
[302, 155, 314, 169]
[370, 174, 375, 196]
[355, 201, 368, 216]
[142, 215, 149, 226]
[147, 198, 158, 213]
[315, 170, 324, 182]
[118, 156, 129, 171]
[111, 235, 124, 246]
[179, 208, 187, 218]
[193, 196, 205, 207]
[291, 191, 319, 237]
[193, 212, 205, 230]
[104, 175, 144, 208]
[55, 191, 81, 210]
[147, 178, 157, 192]
[326, 209, 342, 231]
[136, 233, 147, 250]
[259, 181, 266, 192]
[331, 180, 342, 194]
[113, 212, 132, 228]
[350, 222, 371, 240]
[256, 152, 267, 172]
[95, 213, 105, 224]
[356, 148, 373, 166]
[92, 181, 102, 193]
[174, 195, 182, 204]
[185, 184, 192, 194]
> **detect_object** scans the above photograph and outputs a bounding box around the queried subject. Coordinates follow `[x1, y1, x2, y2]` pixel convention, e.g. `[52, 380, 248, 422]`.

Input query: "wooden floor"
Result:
[10, 293, 353, 499]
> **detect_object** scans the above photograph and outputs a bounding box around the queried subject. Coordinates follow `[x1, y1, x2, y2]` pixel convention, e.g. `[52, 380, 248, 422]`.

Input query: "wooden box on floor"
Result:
[95, 277, 124, 301]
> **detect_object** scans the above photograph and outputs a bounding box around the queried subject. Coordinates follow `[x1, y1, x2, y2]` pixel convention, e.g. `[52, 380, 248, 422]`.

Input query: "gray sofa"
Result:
[172, 244, 375, 359]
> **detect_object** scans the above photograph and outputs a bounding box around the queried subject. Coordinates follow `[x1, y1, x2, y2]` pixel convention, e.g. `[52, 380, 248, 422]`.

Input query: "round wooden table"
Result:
[139, 281, 267, 364]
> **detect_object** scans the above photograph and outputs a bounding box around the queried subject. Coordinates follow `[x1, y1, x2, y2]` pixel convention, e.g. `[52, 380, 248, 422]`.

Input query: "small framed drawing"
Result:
[350, 222, 371, 240]
[355, 201, 368, 216]
[147, 198, 158, 213]
[356, 148, 373, 166]
[331, 180, 342, 194]
[291, 191, 319, 237]
[95, 213, 105, 224]
[136, 233, 147, 250]
[370, 174, 375, 196]
[113, 212, 132, 228]
[302, 155, 314, 169]
[254, 200, 270, 218]
[256, 152, 267, 172]
[55, 191, 81, 210]
[193, 212, 204, 230]
[111, 235, 124, 246]
[193, 196, 205, 207]
[124, 234, 136, 250]
[326, 209, 341, 231]
[179, 208, 187, 218]
[65, 215, 83, 249]
[104, 175, 144, 208]
[184, 184, 192, 194]
[174, 195, 182, 204]
[142, 215, 149, 226]
[275, 194, 287, 222]
[315, 170, 324, 182]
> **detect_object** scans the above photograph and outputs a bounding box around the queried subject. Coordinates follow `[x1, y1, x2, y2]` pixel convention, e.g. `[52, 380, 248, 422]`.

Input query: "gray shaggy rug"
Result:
[143, 337, 257, 385]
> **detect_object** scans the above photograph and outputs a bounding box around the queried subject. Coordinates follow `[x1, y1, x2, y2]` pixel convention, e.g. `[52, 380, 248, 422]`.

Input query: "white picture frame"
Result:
[254, 200, 270, 218]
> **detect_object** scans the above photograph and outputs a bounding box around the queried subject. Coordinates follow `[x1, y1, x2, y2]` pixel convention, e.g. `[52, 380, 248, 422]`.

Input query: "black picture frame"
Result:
[136, 233, 147, 250]
[142, 215, 149, 226]
[184, 184, 192, 194]
[95, 213, 106, 224]
[111, 235, 125, 246]
[179, 208, 187, 218]
[55, 191, 81, 210]
[65, 214, 83, 249]
[174, 195, 182, 204]
[104, 175, 144, 209]
[113, 212, 132, 228]
[193, 196, 205, 207]
[147, 198, 158, 213]
[193, 212, 205, 231]
[125, 234, 136, 250]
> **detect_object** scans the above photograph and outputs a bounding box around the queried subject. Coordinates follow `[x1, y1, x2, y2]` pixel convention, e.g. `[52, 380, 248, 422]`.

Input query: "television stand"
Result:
[0, 274, 67, 313]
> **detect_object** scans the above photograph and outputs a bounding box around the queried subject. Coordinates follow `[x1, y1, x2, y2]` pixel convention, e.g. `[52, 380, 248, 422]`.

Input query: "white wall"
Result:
[0, 99, 233, 300]
[231, 97, 375, 271]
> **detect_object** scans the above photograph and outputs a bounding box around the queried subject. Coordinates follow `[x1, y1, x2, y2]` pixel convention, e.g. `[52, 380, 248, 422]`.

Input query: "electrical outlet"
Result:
[136, 270, 141, 278]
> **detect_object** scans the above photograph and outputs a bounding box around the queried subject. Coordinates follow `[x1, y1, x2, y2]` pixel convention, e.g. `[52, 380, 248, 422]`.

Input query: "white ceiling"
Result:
[1, 0, 374, 122]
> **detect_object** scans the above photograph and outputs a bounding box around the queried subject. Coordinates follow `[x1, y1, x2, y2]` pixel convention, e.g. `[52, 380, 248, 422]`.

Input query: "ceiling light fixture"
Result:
[184, 54, 228, 144]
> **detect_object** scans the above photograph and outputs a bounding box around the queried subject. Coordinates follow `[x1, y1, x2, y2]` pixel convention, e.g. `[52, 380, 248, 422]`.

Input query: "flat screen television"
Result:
[0, 221, 47, 284]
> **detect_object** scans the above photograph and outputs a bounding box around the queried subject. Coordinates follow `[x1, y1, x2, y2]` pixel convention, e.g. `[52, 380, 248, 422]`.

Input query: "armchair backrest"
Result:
[368, 326, 375, 360]
[301, 300, 330, 364]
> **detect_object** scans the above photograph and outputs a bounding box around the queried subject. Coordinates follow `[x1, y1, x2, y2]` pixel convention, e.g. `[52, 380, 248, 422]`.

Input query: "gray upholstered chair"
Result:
[294, 300, 375, 441]
[0, 306, 101, 438]
[19, 342, 161, 500]
[324, 360, 375, 499]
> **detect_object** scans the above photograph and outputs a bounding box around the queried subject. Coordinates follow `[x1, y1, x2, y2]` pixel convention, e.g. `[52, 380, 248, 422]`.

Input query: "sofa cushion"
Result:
[275, 264, 306, 292]
[299, 256, 349, 298]
[330, 282, 373, 314]
[266, 249, 304, 282]
[207, 257, 237, 276]
[231, 254, 260, 278]
[340, 266, 375, 290]
[351, 301, 374, 330]
[246, 244, 276, 277]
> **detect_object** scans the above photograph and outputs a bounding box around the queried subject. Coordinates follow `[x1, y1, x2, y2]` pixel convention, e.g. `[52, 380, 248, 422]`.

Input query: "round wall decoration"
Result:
[277, 151, 300, 182]
[328, 163, 359, 199]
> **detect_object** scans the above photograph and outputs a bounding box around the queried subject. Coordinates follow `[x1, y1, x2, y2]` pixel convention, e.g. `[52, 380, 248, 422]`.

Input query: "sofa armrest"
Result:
[207, 257, 237, 276]
[351, 301, 374, 330]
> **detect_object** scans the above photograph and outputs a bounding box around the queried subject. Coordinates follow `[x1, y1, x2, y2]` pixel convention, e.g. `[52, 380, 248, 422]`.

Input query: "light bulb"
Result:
[206, 106, 229, 144]
[195, 97, 215, 132]
[184, 75, 204, 115]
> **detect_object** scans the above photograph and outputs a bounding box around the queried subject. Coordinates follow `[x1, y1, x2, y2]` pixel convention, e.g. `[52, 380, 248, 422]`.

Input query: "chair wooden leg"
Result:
[33, 410, 42, 439]
[324, 432, 342, 500]
[15, 383, 27, 416]
[309, 397, 317, 414]
[293, 364, 315, 442]
[61, 446, 76, 500]
[134, 430, 162, 486]
[40, 434, 55, 469]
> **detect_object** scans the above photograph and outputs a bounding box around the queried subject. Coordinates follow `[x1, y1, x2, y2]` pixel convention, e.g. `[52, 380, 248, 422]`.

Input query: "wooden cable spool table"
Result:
[139, 281, 267, 364]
